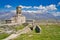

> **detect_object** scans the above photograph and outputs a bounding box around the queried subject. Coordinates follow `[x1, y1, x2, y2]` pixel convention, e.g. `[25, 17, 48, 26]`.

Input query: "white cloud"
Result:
[10, 10, 43, 13]
[19, 5, 32, 8]
[58, 2, 60, 6]
[33, 4, 57, 10]
[9, 4, 58, 16]
[33, 6, 39, 9]
[52, 12, 60, 16]
[39, 5, 46, 10]
[5, 5, 12, 8]
[46, 4, 57, 10]
[22, 10, 48, 13]
[32, 4, 57, 14]
[22, 10, 37, 13]
[33, 5, 46, 10]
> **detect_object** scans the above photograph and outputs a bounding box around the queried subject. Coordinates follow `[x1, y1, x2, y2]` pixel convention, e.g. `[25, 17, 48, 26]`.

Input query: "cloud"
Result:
[9, 4, 59, 16]
[52, 12, 60, 16]
[33, 4, 57, 13]
[32, 4, 57, 14]
[58, 2, 60, 6]
[22, 10, 37, 13]
[46, 4, 57, 10]
[18, 4, 57, 11]
[10, 10, 16, 13]
[5, 5, 12, 8]
[11, 10, 48, 14]
[33, 5, 46, 10]
[33, 6, 39, 9]
[19, 5, 32, 8]
[39, 5, 46, 10]
[10, 10, 37, 13]
[33, 4, 57, 10]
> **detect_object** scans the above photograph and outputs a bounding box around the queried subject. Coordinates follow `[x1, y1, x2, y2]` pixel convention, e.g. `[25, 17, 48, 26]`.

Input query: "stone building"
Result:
[4, 6, 26, 25]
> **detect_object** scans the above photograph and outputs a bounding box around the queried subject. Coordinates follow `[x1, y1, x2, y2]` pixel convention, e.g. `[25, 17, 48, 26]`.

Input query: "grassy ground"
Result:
[14, 25, 25, 31]
[14, 23, 28, 31]
[0, 33, 10, 40]
[0, 23, 28, 40]
[13, 24, 60, 40]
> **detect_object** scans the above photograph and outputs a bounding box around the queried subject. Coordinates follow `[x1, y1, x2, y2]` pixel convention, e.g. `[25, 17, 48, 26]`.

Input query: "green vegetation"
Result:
[14, 25, 25, 31]
[0, 23, 28, 40]
[14, 23, 28, 31]
[0, 33, 9, 40]
[13, 24, 60, 40]
[35, 26, 40, 33]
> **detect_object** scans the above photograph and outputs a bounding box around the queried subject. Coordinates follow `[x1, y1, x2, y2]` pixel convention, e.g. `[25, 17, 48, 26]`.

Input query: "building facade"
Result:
[4, 6, 26, 25]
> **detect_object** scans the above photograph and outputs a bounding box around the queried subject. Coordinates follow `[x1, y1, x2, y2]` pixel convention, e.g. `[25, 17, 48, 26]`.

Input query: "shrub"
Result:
[35, 26, 40, 33]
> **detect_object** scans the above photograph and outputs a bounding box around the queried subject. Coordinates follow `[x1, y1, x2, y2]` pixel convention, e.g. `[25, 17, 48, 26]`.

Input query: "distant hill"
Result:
[56, 16, 60, 20]
[0, 12, 60, 22]
[22, 12, 57, 20]
[0, 12, 15, 20]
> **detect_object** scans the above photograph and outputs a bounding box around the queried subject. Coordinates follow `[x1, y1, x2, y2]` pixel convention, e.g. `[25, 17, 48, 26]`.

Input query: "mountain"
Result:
[22, 12, 57, 20]
[0, 12, 15, 20]
[56, 16, 60, 20]
[0, 12, 60, 22]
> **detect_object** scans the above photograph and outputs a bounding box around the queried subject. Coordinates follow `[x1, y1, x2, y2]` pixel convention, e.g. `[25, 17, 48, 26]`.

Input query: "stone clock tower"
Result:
[14, 6, 26, 25]
[16, 7, 22, 16]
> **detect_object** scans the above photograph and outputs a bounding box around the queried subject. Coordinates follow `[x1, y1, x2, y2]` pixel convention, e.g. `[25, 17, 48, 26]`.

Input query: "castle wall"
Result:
[16, 16, 26, 25]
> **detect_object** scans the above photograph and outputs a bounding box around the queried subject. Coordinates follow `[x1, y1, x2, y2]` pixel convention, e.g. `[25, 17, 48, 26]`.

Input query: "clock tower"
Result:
[16, 6, 22, 16]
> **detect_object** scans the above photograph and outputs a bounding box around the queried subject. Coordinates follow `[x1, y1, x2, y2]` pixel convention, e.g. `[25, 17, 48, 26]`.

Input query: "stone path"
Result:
[3, 26, 31, 40]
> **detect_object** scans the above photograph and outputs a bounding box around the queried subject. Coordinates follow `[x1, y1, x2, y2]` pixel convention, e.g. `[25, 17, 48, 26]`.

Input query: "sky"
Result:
[0, 0, 60, 16]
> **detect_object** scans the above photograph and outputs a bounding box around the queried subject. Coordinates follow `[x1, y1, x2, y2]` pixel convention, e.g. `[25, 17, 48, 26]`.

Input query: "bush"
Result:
[35, 26, 40, 33]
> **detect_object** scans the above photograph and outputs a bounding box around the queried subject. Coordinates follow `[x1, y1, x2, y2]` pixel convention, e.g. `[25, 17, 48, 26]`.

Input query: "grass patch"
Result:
[14, 25, 25, 31]
[13, 24, 60, 40]
[0, 33, 10, 40]
[14, 23, 28, 31]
